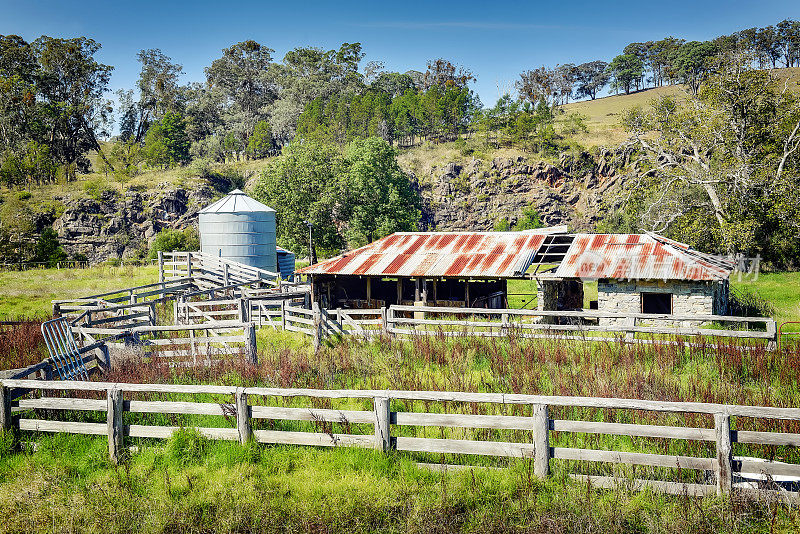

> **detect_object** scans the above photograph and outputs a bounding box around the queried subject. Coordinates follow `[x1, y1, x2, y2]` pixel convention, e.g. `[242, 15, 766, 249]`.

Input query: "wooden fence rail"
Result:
[2, 380, 799, 498]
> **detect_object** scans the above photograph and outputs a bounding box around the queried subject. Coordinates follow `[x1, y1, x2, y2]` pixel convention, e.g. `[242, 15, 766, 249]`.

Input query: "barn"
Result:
[299, 230, 735, 319]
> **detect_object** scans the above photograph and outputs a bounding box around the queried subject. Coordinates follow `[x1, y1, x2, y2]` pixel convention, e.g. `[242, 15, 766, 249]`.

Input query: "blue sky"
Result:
[2, 0, 798, 107]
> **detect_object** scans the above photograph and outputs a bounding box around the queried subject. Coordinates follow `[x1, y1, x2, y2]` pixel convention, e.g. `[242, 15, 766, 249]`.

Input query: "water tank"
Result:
[276, 246, 296, 279]
[198, 189, 277, 272]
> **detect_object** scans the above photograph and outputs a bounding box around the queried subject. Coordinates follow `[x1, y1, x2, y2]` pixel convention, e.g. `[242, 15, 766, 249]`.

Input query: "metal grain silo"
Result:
[198, 189, 277, 273]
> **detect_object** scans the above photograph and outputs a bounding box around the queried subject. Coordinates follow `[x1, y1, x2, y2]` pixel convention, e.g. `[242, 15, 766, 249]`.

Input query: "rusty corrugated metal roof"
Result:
[554, 233, 734, 281]
[298, 232, 550, 278]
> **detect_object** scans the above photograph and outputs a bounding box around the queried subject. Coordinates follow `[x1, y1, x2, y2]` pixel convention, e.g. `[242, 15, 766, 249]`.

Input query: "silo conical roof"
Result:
[199, 189, 275, 214]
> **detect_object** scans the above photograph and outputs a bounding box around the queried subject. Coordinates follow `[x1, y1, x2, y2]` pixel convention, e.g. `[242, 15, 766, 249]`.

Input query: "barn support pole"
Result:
[715, 413, 732, 495]
[374, 397, 391, 452]
[396, 279, 403, 305]
[107, 388, 124, 464]
[236, 388, 252, 444]
[532, 403, 549, 478]
[366, 277, 372, 305]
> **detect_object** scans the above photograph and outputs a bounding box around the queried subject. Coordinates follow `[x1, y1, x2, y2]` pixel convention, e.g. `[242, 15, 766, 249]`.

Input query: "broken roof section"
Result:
[554, 233, 735, 281]
[298, 231, 559, 278]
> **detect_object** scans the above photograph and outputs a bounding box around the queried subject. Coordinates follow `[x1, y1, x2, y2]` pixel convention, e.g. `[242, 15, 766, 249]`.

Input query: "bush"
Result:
[729, 287, 775, 317]
[147, 227, 199, 260]
[83, 177, 116, 201]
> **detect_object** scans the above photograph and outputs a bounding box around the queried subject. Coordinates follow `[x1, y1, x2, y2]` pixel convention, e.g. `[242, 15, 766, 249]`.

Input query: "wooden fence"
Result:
[2, 380, 799, 499]
[160, 251, 281, 290]
[77, 322, 258, 366]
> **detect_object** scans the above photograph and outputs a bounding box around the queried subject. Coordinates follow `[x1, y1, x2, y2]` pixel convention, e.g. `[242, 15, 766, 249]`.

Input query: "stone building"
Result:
[538, 233, 734, 324]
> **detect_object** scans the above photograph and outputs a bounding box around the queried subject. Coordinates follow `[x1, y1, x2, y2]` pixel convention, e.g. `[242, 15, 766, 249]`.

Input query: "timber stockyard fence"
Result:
[2, 380, 800, 499]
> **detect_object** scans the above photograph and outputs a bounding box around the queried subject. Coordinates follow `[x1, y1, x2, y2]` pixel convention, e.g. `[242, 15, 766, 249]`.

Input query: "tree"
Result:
[245, 120, 273, 159]
[143, 111, 189, 168]
[516, 67, 557, 107]
[338, 137, 420, 246]
[33, 227, 67, 267]
[31, 36, 114, 176]
[252, 140, 344, 256]
[574, 61, 609, 100]
[671, 41, 718, 95]
[776, 19, 800, 67]
[421, 58, 474, 90]
[621, 59, 800, 262]
[607, 54, 644, 95]
[137, 49, 184, 120]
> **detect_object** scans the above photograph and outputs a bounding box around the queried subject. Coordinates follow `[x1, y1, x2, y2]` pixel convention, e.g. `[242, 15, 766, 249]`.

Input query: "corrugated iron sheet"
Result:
[298, 232, 548, 278]
[554, 233, 734, 281]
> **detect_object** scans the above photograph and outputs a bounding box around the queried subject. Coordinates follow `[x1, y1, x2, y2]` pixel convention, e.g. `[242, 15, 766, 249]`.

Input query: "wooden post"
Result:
[766, 319, 777, 352]
[223, 263, 229, 290]
[186, 254, 192, 279]
[149, 302, 157, 326]
[236, 387, 252, 444]
[374, 396, 391, 452]
[281, 300, 287, 330]
[158, 250, 164, 285]
[0, 385, 11, 432]
[396, 279, 403, 305]
[715, 413, 732, 495]
[380, 307, 388, 335]
[624, 316, 636, 342]
[107, 388, 124, 463]
[238, 298, 250, 323]
[312, 301, 322, 353]
[129, 291, 136, 306]
[501, 312, 509, 336]
[52, 302, 61, 319]
[173, 297, 180, 326]
[366, 277, 372, 305]
[532, 403, 549, 478]
[244, 323, 258, 365]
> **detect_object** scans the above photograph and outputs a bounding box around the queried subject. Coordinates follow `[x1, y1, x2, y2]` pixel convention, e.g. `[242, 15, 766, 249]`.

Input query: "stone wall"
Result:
[597, 278, 728, 326]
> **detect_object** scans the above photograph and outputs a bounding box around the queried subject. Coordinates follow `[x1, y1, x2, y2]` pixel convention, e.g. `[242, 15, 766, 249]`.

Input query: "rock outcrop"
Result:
[414, 149, 631, 232]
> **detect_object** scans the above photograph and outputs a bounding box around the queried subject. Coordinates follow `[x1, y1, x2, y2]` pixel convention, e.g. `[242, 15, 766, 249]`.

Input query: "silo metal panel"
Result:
[198, 190, 278, 273]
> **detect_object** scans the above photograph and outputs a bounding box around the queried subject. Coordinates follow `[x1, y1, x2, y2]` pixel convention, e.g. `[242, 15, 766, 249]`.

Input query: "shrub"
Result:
[729, 287, 775, 317]
[147, 227, 199, 260]
[33, 227, 67, 267]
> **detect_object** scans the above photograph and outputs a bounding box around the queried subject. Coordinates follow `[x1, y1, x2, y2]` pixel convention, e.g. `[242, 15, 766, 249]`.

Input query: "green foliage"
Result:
[147, 227, 199, 259]
[82, 176, 116, 201]
[143, 112, 190, 169]
[560, 112, 589, 135]
[607, 54, 644, 94]
[514, 205, 544, 230]
[493, 217, 511, 231]
[729, 287, 776, 318]
[245, 120, 273, 159]
[253, 137, 421, 255]
[33, 227, 67, 266]
[340, 137, 421, 246]
[672, 41, 719, 94]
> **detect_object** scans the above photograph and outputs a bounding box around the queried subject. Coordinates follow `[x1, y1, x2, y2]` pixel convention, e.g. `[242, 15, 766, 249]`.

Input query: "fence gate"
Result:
[40, 318, 90, 380]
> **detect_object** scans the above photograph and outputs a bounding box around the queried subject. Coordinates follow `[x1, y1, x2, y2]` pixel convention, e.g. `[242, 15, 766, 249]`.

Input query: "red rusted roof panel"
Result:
[554, 233, 734, 281]
[298, 231, 553, 278]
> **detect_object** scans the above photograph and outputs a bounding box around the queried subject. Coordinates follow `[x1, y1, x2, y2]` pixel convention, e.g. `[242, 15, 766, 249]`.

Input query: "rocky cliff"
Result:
[50, 181, 223, 262]
[416, 149, 633, 232]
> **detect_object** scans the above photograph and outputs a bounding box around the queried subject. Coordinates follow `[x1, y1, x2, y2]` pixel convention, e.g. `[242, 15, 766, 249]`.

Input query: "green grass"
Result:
[0, 431, 795, 533]
[0, 264, 158, 318]
[732, 271, 800, 326]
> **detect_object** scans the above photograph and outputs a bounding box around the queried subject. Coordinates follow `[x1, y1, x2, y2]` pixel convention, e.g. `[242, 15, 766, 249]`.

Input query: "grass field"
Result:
[0, 264, 158, 318]
[2, 265, 800, 532]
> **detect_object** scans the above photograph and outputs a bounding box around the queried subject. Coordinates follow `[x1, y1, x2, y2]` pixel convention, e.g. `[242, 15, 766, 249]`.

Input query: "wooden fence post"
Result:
[501, 312, 509, 336]
[52, 302, 61, 319]
[766, 319, 777, 352]
[281, 300, 287, 330]
[0, 385, 11, 432]
[186, 254, 192, 279]
[312, 302, 322, 353]
[532, 403, 549, 478]
[244, 324, 258, 365]
[715, 413, 732, 495]
[223, 263, 229, 290]
[107, 388, 124, 463]
[380, 307, 388, 336]
[374, 396, 391, 452]
[239, 298, 250, 323]
[624, 317, 636, 343]
[236, 387, 252, 444]
[173, 297, 180, 326]
[158, 251, 164, 286]
[149, 302, 157, 326]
